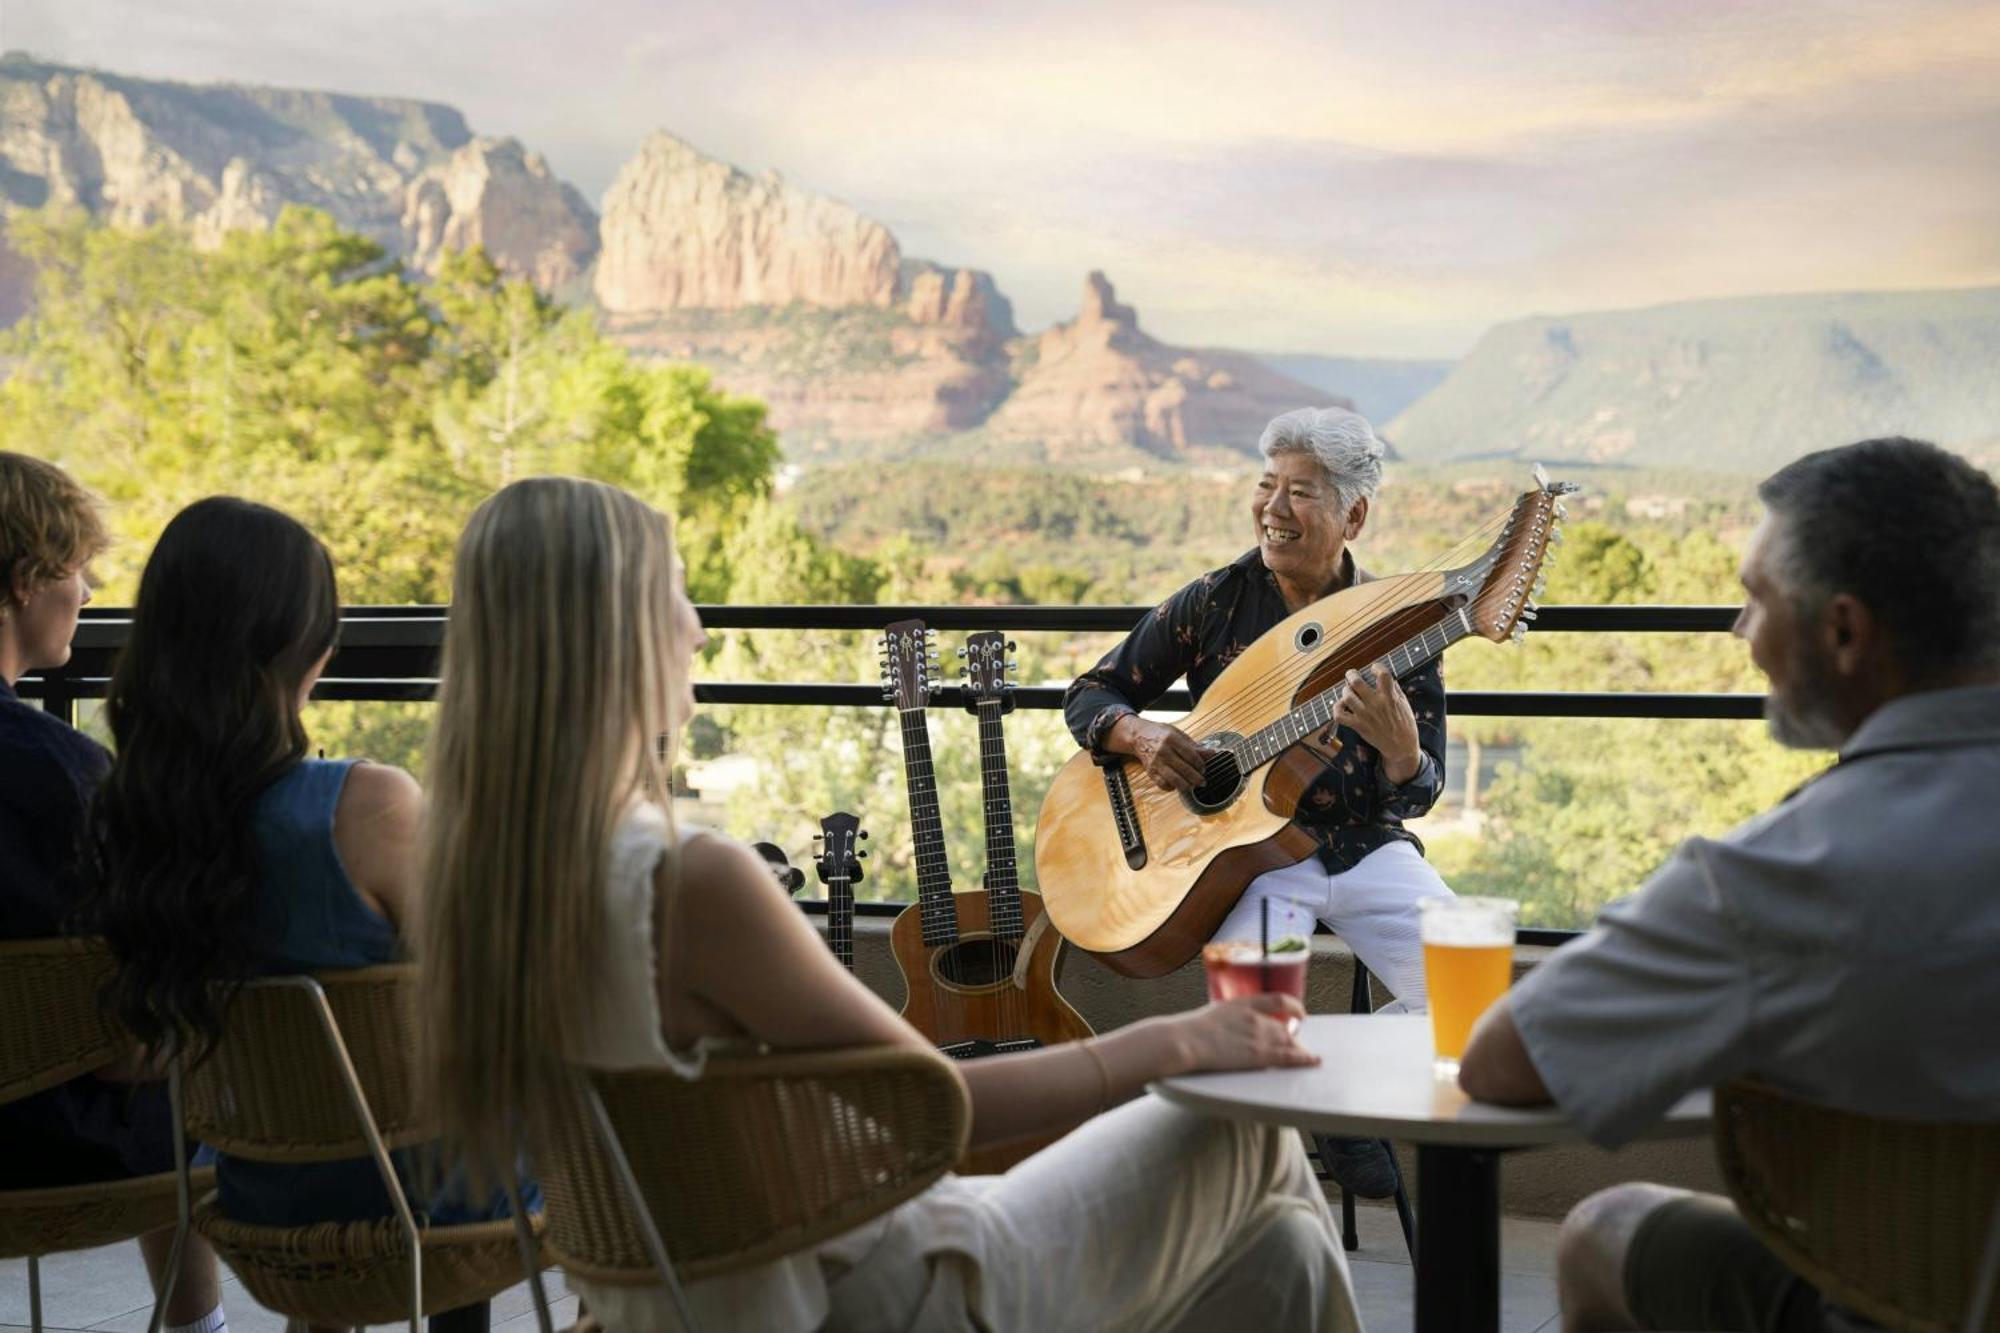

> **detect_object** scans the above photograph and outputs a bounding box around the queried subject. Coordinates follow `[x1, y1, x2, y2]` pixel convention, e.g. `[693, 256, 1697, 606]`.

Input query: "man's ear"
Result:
[1343, 496, 1369, 542]
[4, 562, 32, 612]
[1822, 592, 1876, 676]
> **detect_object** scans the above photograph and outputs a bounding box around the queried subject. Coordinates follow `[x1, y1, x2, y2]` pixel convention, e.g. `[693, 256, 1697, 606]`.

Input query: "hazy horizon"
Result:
[6, 0, 1998, 358]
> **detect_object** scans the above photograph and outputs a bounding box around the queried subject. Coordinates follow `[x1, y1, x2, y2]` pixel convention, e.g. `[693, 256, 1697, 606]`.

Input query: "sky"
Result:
[5, 0, 1998, 357]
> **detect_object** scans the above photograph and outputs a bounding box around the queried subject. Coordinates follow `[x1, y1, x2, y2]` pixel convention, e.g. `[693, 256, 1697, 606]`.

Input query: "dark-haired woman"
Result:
[1, 455, 228, 1333]
[80, 497, 520, 1329]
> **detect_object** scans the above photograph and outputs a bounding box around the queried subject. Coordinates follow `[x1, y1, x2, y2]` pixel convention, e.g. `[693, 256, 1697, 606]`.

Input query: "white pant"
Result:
[1212, 839, 1453, 1011]
[823, 1096, 1359, 1333]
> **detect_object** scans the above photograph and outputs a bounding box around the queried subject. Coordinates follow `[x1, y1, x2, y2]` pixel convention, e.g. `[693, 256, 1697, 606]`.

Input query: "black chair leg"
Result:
[430, 1302, 489, 1333]
[1341, 1177, 1359, 1251]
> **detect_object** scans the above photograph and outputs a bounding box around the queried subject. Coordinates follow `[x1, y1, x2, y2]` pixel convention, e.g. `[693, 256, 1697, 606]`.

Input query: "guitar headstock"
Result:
[878, 619, 940, 711]
[813, 811, 866, 886]
[958, 630, 1017, 715]
[1464, 468, 1579, 644]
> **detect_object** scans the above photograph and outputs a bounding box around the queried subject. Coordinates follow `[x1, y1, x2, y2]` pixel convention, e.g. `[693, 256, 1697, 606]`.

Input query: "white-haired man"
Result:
[1063, 406, 1455, 1196]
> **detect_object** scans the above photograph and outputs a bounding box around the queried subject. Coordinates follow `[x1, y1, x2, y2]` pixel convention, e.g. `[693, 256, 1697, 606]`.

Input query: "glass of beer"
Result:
[1419, 896, 1519, 1077]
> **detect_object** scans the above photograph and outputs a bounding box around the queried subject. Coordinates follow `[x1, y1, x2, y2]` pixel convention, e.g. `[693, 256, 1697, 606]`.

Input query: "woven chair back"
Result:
[539, 1045, 969, 1285]
[1717, 1079, 2000, 1333]
[0, 938, 127, 1106]
[182, 964, 433, 1163]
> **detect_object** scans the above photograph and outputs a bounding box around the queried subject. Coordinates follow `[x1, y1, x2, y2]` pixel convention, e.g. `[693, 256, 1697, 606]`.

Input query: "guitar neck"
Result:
[826, 873, 855, 971]
[1236, 606, 1473, 769]
[974, 699, 1025, 943]
[897, 705, 960, 947]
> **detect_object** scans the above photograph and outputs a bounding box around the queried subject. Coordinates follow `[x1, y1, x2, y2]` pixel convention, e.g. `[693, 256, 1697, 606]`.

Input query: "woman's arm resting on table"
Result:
[957, 993, 1313, 1150]
[668, 830, 1317, 1151]
[1458, 997, 1552, 1106]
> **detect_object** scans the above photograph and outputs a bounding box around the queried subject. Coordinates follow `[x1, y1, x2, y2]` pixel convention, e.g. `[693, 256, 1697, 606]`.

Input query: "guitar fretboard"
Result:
[826, 871, 855, 971]
[975, 699, 1025, 943]
[897, 706, 960, 947]
[1230, 609, 1473, 770]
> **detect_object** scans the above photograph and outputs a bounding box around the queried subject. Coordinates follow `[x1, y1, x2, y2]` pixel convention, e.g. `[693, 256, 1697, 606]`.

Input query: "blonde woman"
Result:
[419, 476, 1360, 1333]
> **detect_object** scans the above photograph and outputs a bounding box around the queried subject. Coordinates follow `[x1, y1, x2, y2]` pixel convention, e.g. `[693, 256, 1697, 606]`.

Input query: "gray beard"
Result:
[1764, 650, 1847, 751]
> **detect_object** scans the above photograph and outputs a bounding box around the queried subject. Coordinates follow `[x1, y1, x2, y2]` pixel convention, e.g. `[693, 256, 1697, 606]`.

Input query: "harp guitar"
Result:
[1035, 474, 1575, 978]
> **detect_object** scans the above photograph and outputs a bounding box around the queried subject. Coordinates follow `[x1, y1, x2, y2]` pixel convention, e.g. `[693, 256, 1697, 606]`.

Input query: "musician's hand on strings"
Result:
[1121, 718, 1215, 792]
[1334, 660, 1422, 784]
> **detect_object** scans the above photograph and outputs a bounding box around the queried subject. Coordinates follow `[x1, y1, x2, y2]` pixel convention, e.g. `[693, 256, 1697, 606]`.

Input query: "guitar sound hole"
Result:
[935, 938, 1020, 987]
[1186, 748, 1245, 813]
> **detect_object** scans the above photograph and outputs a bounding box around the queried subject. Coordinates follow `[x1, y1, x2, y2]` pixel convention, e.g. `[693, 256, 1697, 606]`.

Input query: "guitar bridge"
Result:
[937, 1037, 1045, 1061]
[1099, 758, 1148, 869]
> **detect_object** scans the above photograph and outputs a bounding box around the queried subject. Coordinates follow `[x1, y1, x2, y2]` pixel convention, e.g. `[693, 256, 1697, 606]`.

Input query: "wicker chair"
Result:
[0, 937, 216, 1333]
[172, 966, 543, 1332]
[1715, 1078, 2000, 1333]
[533, 1044, 971, 1331]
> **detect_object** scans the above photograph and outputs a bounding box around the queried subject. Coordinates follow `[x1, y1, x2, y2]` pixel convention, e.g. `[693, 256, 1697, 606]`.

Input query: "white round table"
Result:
[1152, 1014, 1711, 1333]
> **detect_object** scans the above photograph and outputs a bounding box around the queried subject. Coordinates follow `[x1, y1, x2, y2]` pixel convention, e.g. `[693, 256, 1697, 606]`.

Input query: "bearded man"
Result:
[1461, 437, 2000, 1333]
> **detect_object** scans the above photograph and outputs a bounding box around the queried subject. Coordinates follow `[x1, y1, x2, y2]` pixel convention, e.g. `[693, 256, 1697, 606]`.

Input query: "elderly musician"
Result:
[1062, 406, 1456, 1196]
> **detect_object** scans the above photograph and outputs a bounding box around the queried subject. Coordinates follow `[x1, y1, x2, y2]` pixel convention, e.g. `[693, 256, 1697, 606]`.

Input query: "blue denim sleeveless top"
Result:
[218, 759, 528, 1227]
[246, 759, 398, 974]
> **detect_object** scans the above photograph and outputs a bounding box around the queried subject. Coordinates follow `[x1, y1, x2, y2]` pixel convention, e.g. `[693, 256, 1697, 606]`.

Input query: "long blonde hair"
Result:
[419, 476, 681, 1172]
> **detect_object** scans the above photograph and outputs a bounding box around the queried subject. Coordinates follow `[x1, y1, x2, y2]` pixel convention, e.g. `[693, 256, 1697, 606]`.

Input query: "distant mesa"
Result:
[1387, 288, 2000, 472]
[14, 55, 1985, 478]
[983, 270, 1351, 463]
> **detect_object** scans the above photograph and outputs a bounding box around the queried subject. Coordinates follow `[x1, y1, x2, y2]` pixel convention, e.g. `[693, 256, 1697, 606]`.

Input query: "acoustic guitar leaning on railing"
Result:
[1035, 472, 1575, 979]
[879, 621, 1092, 1067]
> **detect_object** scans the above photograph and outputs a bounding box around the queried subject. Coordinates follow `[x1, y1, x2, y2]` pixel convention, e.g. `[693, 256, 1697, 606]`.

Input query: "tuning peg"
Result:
[856, 849, 868, 859]
[1006, 640, 1017, 651]
[859, 830, 868, 839]
[956, 646, 967, 658]
[1550, 529, 1564, 545]
[1511, 623, 1528, 643]
[1554, 502, 1568, 519]
[1533, 576, 1548, 597]
[1520, 607, 1538, 621]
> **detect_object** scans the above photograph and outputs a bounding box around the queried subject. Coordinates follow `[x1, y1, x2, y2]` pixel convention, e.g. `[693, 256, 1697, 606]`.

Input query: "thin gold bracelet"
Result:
[1080, 1038, 1115, 1115]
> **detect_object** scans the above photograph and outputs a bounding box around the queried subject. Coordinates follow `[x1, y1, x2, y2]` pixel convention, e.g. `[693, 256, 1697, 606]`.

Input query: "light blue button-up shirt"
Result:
[1511, 684, 2000, 1148]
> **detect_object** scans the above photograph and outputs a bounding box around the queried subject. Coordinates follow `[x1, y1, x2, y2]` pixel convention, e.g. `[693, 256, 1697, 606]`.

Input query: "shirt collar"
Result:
[1839, 683, 2000, 761]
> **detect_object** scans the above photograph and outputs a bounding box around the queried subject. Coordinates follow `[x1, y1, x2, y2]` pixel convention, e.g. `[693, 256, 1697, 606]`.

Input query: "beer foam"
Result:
[1418, 898, 1517, 947]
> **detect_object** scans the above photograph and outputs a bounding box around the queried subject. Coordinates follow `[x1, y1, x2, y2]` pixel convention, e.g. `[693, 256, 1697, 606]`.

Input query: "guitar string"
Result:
[1133, 502, 1519, 756]
[1125, 495, 1543, 782]
[1120, 506, 1543, 822]
[1119, 502, 1557, 824]
[1120, 500, 1547, 818]
[1120, 508, 1536, 820]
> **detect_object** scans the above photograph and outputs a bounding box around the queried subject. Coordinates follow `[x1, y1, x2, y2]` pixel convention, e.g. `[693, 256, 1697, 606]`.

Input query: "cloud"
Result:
[6, 0, 1997, 353]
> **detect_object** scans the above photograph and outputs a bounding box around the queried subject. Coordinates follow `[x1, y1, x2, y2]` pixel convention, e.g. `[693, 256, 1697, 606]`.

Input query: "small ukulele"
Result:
[811, 812, 866, 971]
[880, 620, 1090, 1061]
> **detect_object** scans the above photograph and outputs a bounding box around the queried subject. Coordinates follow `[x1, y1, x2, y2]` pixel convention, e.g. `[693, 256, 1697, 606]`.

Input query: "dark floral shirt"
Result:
[1062, 547, 1447, 872]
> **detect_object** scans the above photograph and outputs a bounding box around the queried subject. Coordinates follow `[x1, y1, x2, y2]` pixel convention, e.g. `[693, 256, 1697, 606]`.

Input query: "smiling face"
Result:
[1251, 451, 1364, 595]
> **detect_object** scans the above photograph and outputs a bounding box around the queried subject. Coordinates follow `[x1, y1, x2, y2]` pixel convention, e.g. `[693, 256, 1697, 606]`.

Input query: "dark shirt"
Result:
[0, 677, 110, 938]
[1062, 547, 1447, 872]
[0, 677, 173, 1188]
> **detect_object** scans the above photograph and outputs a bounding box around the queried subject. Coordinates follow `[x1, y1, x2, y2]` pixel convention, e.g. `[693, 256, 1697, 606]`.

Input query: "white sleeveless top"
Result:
[566, 805, 830, 1333]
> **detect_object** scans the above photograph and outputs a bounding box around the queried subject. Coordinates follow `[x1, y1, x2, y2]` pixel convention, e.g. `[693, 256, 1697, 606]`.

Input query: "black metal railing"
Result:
[17, 602, 1756, 947]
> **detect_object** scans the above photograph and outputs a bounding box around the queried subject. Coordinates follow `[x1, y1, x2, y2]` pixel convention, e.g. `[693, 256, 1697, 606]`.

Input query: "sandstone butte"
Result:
[0, 54, 1345, 466]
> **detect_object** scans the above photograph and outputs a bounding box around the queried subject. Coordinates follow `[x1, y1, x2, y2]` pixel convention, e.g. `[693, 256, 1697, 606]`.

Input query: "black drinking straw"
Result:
[1261, 895, 1271, 992]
